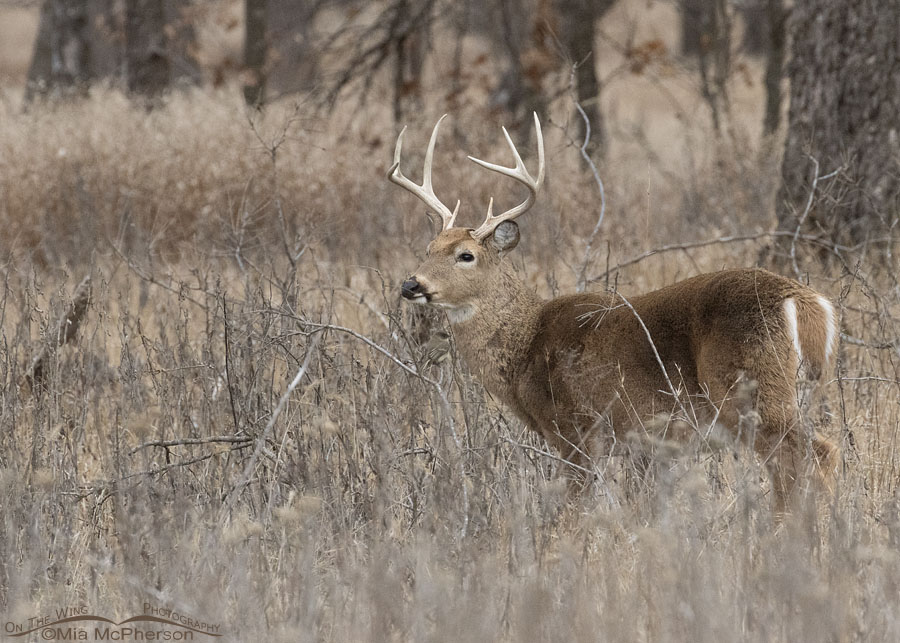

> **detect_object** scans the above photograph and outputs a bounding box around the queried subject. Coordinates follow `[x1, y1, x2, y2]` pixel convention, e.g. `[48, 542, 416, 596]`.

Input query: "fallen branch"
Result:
[130, 435, 253, 455]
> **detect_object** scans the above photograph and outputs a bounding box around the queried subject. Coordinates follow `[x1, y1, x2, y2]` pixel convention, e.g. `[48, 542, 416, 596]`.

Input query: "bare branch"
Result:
[130, 435, 252, 455]
[570, 95, 607, 293]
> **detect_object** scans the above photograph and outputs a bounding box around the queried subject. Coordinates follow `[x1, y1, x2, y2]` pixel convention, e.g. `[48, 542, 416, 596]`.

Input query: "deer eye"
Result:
[457, 252, 475, 263]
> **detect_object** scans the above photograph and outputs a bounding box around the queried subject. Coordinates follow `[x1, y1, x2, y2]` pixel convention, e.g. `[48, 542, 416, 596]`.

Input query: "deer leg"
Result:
[812, 431, 840, 493]
[754, 377, 806, 517]
[698, 343, 803, 516]
[756, 367, 843, 516]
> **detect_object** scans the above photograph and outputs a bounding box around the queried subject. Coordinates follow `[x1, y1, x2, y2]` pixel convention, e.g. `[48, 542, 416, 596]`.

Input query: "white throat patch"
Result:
[445, 305, 475, 324]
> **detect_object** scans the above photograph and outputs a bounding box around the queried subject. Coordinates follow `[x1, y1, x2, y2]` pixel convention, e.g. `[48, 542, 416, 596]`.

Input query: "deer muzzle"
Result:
[401, 277, 429, 303]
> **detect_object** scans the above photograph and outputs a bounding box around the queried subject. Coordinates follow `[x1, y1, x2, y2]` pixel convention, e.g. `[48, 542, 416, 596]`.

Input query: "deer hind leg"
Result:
[756, 330, 841, 516]
[753, 366, 838, 517]
[809, 429, 840, 495]
[698, 340, 800, 515]
[700, 335, 835, 516]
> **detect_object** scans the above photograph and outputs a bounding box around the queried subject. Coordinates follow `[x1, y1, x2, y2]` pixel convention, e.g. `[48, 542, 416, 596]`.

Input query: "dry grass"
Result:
[1, 9, 900, 641]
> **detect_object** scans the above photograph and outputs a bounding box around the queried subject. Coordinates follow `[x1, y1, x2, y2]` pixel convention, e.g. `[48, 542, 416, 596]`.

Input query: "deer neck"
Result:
[449, 264, 542, 401]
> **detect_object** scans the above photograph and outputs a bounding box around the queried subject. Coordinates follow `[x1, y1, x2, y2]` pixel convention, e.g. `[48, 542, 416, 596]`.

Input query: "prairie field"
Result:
[1, 2, 900, 642]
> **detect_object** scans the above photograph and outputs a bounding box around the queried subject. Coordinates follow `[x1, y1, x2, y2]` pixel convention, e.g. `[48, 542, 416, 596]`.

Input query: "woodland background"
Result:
[0, 0, 898, 640]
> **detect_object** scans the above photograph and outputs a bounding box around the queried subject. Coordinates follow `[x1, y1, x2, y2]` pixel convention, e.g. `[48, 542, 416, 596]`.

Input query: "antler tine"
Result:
[388, 114, 460, 230]
[468, 112, 545, 242]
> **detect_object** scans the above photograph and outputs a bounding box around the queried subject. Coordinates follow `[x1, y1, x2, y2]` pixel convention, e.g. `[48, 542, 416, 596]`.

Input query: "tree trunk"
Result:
[391, 0, 429, 124]
[243, 0, 268, 106]
[166, 0, 203, 87]
[491, 0, 538, 128]
[679, 0, 711, 56]
[558, 0, 614, 157]
[740, 0, 768, 56]
[25, 0, 54, 102]
[125, 0, 170, 100]
[761, 0, 785, 136]
[25, 0, 91, 103]
[774, 0, 900, 254]
[696, 0, 732, 136]
[86, 0, 124, 80]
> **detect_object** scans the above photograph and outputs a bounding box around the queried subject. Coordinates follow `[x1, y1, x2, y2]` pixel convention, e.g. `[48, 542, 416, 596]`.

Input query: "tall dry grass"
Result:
[0, 70, 898, 642]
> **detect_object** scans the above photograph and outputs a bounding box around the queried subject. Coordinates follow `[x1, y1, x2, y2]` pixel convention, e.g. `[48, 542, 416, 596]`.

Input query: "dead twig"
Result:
[588, 230, 853, 284]
[222, 332, 321, 516]
[130, 435, 252, 455]
[571, 94, 607, 293]
[790, 156, 842, 278]
[839, 333, 900, 351]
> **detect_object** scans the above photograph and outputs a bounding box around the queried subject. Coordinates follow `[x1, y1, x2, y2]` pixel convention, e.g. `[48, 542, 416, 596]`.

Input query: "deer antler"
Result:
[468, 112, 545, 242]
[388, 114, 460, 230]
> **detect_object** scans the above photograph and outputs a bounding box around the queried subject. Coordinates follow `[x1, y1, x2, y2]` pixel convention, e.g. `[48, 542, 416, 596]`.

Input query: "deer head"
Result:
[389, 114, 545, 323]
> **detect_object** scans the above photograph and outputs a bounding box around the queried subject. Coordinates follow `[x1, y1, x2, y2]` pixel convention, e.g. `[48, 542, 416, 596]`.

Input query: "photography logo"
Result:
[4, 603, 223, 641]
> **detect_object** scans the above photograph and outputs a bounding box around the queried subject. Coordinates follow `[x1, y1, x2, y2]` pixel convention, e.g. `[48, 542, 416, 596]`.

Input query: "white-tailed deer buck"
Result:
[389, 114, 839, 513]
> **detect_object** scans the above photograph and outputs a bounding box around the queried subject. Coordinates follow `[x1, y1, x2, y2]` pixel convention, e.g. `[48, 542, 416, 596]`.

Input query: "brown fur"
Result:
[405, 228, 839, 513]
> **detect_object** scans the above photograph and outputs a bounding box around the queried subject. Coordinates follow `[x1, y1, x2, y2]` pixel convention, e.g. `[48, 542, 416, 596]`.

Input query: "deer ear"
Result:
[489, 221, 520, 254]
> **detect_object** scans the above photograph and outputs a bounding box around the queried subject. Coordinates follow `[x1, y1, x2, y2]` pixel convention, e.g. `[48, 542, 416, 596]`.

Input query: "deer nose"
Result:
[401, 278, 423, 299]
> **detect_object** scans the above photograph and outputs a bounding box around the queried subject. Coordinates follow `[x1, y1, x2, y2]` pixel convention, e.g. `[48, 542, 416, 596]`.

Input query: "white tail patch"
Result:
[818, 295, 837, 363]
[783, 298, 803, 363]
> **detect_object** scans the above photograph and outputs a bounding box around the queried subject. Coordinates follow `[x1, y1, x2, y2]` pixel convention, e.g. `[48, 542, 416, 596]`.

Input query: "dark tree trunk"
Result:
[558, 0, 613, 156]
[761, 0, 786, 136]
[448, 0, 469, 118]
[392, 0, 429, 124]
[775, 0, 900, 253]
[85, 0, 126, 81]
[493, 0, 532, 119]
[266, 0, 321, 93]
[125, 0, 170, 100]
[166, 0, 203, 86]
[696, 0, 732, 136]
[488, 0, 554, 144]
[25, 0, 91, 103]
[243, 0, 268, 106]
[679, 0, 712, 56]
[740, 0, 768, 56]
[25, 0, 54, 102]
